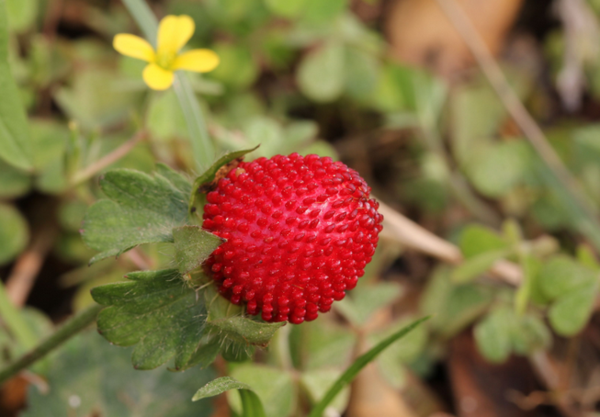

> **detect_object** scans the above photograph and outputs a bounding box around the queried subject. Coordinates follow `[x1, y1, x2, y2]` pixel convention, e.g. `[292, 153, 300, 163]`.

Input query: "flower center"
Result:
[156, 51, 176, 70]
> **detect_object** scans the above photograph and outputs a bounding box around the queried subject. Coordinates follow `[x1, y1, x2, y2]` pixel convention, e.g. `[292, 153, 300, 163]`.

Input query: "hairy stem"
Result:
[0, 304, 103, 385]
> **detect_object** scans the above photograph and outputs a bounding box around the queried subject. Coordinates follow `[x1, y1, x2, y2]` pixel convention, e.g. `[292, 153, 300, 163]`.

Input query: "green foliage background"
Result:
[2, 0, 600, 416]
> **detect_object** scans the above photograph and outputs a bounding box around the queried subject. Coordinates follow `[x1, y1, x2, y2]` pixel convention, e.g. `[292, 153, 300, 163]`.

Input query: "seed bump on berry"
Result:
[202, 153, 383, 324]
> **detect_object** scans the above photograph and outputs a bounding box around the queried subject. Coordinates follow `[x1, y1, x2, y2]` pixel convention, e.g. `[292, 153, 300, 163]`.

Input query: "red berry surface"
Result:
[202, 153, 383, 324]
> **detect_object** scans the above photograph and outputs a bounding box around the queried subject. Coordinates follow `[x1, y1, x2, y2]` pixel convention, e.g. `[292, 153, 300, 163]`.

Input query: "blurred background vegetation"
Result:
[3, 0, 600, 416]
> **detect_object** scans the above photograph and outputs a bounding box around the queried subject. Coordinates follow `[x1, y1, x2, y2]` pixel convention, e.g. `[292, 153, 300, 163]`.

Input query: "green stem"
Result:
[120, 0, 214, 172]
[0, 304, 103, 385]
[121, 0, 157, 41]
[307, 316, 430, 417]
[173, 74, 214, 171]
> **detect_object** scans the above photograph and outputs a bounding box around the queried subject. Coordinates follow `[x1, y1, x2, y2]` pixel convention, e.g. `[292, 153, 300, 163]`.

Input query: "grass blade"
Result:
[308, 316, 430, 417]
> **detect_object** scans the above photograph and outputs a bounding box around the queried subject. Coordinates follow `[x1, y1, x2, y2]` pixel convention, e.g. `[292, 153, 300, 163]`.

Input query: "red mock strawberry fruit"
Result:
[202, 153, 383, 324]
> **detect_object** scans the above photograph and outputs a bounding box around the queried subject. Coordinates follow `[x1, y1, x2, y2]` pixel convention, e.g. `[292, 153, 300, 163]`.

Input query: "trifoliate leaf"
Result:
[91, 269, 208, 370]
[82, 166, 191, 264]
[173, 225, 223, 273]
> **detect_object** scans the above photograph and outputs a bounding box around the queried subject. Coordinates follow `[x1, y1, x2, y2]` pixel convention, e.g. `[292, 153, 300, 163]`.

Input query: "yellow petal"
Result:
[172, 49, 220, 73]
[113, 34, 155, 62]
[157, 15, 195, 55]
[142, 63, 174, 90]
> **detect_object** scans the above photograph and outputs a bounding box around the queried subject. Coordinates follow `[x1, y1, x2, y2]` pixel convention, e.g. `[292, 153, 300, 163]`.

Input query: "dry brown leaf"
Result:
[385, 0, 524, 77]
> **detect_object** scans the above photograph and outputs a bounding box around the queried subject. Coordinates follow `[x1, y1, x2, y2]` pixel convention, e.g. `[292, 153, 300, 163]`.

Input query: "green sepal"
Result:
[204, 284, 285, 348]
[173, 225, 224, 274]
[189, 146, 259, 217]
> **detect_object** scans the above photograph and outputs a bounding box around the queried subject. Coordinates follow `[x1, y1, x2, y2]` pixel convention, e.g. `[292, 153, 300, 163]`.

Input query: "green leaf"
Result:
[209, 43, 259, 90]
[146, 90, 188, 141]
[193, 376, 253, 400]
[173, 225, 223, 273]
[264, 0, 308, 18]
[82, 168, 190, 264]
[243, 117, 284, 158]
[344, 47, 380, 101]
[549, 282, 598, 336]
[577, 244, 600, 271]
[229, 364, 294, 417]
[0, 203, 28, 266]
[459, 224, 508, 258]
[420, 267, 493, 337]
[335, 282, 402, 326]
[295, 321, 355, 371]
[0, 0, 33, 170]
[300, 370, 350, 413]
[451, 249, 509, 284]
[0, 158, 30, 198]
[21, 331, 215, 417]
[91, 269, 208, 370]
[297, 40, 345, 102]
[466, 141, 532, 198]
[538, 255, 597, 301]
[301, 0, 347, 24]
[450, 80, 506, 165]
[510, 314, 551, 355]
[54, 68, 143, 131]
[474, 307, 513, 363]
[6, 0, 38, 33]
[189, 146, 258, 216]
[307, 316, 429, 417]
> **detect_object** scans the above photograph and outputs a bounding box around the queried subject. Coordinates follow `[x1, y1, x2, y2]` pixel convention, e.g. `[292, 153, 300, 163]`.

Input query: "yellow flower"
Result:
[113, 15, 219, 91]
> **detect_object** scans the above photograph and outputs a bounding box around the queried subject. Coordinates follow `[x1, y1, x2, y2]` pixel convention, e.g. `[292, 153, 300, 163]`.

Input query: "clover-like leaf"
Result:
[91, 269, 208, 370]
[82, 166, 191, 264]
